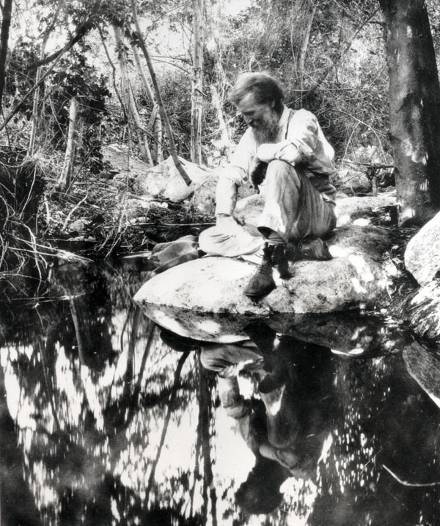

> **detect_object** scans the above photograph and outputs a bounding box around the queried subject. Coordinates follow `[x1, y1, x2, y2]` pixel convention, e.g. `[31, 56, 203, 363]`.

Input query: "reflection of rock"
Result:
[405, 211, 440, 285]
[276, 312, 405, 355]
[403, 341, 440, 408]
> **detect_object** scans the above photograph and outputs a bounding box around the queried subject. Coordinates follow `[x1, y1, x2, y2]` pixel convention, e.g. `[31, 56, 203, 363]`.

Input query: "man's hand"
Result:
[256, 143, 279, 163]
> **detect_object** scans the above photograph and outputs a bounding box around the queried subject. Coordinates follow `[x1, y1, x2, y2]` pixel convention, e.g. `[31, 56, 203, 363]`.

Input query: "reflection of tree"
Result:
[1, 264, 202, 524]
[6, 264, 440, 526]
[199, 360, 217, 526]
[146, 350, 189, 496]
[0, 365, 41, 526]
[103, 308, 154, 438]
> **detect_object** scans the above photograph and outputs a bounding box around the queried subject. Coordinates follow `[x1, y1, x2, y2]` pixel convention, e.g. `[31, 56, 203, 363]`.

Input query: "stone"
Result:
[103, 144, 151, 181]
[404, 279, 440, 343]
[404, 211, 440, 285]
[134, 156, 215, 203]
[134, 224, 394, 341]
[232, 191, 396, 229]
[403, 341, 440, 408]
[335, 190, 396, 227]
[334, 168, 371, 194]
[188, 172, 218, 216]
[67, 218, 88, 234]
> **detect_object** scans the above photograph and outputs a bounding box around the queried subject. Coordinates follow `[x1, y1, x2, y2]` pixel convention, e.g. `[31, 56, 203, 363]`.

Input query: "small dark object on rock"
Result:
[298, 238, 332, 261]
[250, 161, 268, 189]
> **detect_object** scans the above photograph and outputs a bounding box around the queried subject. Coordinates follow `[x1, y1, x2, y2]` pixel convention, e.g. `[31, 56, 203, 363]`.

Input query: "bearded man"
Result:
[201, 72, 337, 300]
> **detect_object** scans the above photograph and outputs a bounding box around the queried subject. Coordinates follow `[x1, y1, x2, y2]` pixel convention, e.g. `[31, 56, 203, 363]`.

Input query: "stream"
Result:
[1, 262, 440, 526]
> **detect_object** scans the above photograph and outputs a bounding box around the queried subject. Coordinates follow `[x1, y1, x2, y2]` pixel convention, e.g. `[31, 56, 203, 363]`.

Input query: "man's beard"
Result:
[252, 112, 280, 145]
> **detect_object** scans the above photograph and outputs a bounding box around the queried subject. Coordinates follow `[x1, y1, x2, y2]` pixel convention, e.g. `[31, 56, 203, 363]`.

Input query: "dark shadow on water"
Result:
[1, 263, 440, 525]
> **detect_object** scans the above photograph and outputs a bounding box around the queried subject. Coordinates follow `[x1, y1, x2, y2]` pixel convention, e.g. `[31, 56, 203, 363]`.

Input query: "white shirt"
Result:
[216, 106, 336, 216]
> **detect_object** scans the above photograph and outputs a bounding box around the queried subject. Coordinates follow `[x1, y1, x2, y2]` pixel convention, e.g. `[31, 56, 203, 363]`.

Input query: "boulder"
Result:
[334, 168, 371, 194]
[403, 341, 440, 408]
[403, 279, 440, 343]
[404, 211, 440, 285]
[335, 191, 396, 227]
[187, 172, 218, 216]
[233, 191, 396, 229]
[134, 224, 395, 341]
[134, 156, 216, 203]
[103, 144, 151, 181]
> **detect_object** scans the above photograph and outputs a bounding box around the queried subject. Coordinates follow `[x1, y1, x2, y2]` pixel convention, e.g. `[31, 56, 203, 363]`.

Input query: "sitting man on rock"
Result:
[200, 72, 337, 300]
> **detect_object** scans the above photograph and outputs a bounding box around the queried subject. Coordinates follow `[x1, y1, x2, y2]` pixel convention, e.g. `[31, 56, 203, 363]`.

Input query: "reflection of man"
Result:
[200, 326, 336, 515]
[201, 73, 336, 300]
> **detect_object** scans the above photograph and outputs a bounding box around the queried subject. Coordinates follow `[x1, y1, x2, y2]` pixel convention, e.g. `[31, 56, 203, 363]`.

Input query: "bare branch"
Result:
[27, 18, 95, 71]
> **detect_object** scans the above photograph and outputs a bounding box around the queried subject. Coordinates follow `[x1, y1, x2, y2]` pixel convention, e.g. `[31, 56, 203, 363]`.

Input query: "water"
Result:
[1, 263, 440, 526]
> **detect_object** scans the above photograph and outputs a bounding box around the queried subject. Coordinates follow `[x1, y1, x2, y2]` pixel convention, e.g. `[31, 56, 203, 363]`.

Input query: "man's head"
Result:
[230, 73, 284, 144]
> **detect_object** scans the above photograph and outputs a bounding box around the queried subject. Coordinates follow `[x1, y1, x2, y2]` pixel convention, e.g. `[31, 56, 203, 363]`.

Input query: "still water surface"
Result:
[1, 263, 440, 526]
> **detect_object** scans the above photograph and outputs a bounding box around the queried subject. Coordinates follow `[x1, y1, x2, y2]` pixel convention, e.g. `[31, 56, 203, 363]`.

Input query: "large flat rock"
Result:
[134, 225, 395, 341]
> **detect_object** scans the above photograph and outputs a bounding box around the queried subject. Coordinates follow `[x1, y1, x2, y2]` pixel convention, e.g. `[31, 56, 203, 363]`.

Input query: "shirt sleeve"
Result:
[256, 109, 320, 165]
[215, 129, 256, 216]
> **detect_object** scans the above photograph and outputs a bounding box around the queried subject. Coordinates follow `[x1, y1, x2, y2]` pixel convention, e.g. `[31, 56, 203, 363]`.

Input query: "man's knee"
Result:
[266, 159, 301, 194]
[266, 160, 300, 185]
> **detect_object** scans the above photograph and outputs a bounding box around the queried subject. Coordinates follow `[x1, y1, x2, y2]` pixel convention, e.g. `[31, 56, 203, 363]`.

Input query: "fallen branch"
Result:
[133, 221, 214, 227]
[343, 159, 394, 170]
[382, 464, 440, 487]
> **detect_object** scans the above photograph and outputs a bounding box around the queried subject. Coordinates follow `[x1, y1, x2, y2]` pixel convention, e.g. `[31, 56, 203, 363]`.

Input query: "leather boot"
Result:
[244, 243, 276, 300]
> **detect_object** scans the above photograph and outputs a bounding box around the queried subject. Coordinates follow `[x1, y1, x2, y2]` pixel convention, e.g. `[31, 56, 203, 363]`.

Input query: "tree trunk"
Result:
[28, 42, 49, 156]
[27, 64, 43, 156]
[28, 5, 61, 156]
[210, 84, 233, 159]
[113, 24, 153, 165]
[129, 82, 154, 164]
[0, 0, 13, 112]
[298, 3, 316, 92]
[191, 0, 204, 164]
[153, 111, 163, 162]
[58, 96, 78, 190]
[130, 0, 191, 185]
[379, 0, 440, 224]
[132, 43, 163, 163]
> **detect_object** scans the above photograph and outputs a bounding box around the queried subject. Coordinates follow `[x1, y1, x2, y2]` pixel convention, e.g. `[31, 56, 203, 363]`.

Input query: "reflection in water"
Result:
[1, 263, 440, 525]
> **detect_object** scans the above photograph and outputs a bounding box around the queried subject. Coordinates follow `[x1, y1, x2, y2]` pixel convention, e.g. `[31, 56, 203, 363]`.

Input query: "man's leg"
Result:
[258, 160, 302, 242]
[244, 160, 336, 300]
[258, 160, 336, 241]
[244, 160, 301, 299]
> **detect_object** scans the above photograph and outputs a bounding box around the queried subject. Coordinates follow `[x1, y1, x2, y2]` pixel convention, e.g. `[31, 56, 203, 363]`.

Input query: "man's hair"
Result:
[229, 72, 284, 114]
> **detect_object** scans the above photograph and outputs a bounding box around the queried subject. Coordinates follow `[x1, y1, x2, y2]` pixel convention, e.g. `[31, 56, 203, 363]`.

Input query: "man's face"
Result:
[237, 92, 280, 144]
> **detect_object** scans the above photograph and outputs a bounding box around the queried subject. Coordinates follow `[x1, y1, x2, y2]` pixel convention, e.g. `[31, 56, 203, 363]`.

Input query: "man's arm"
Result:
[215, 129, 256, 217]
[215, 166, 244, 216]
[256, 109, 323, 166]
